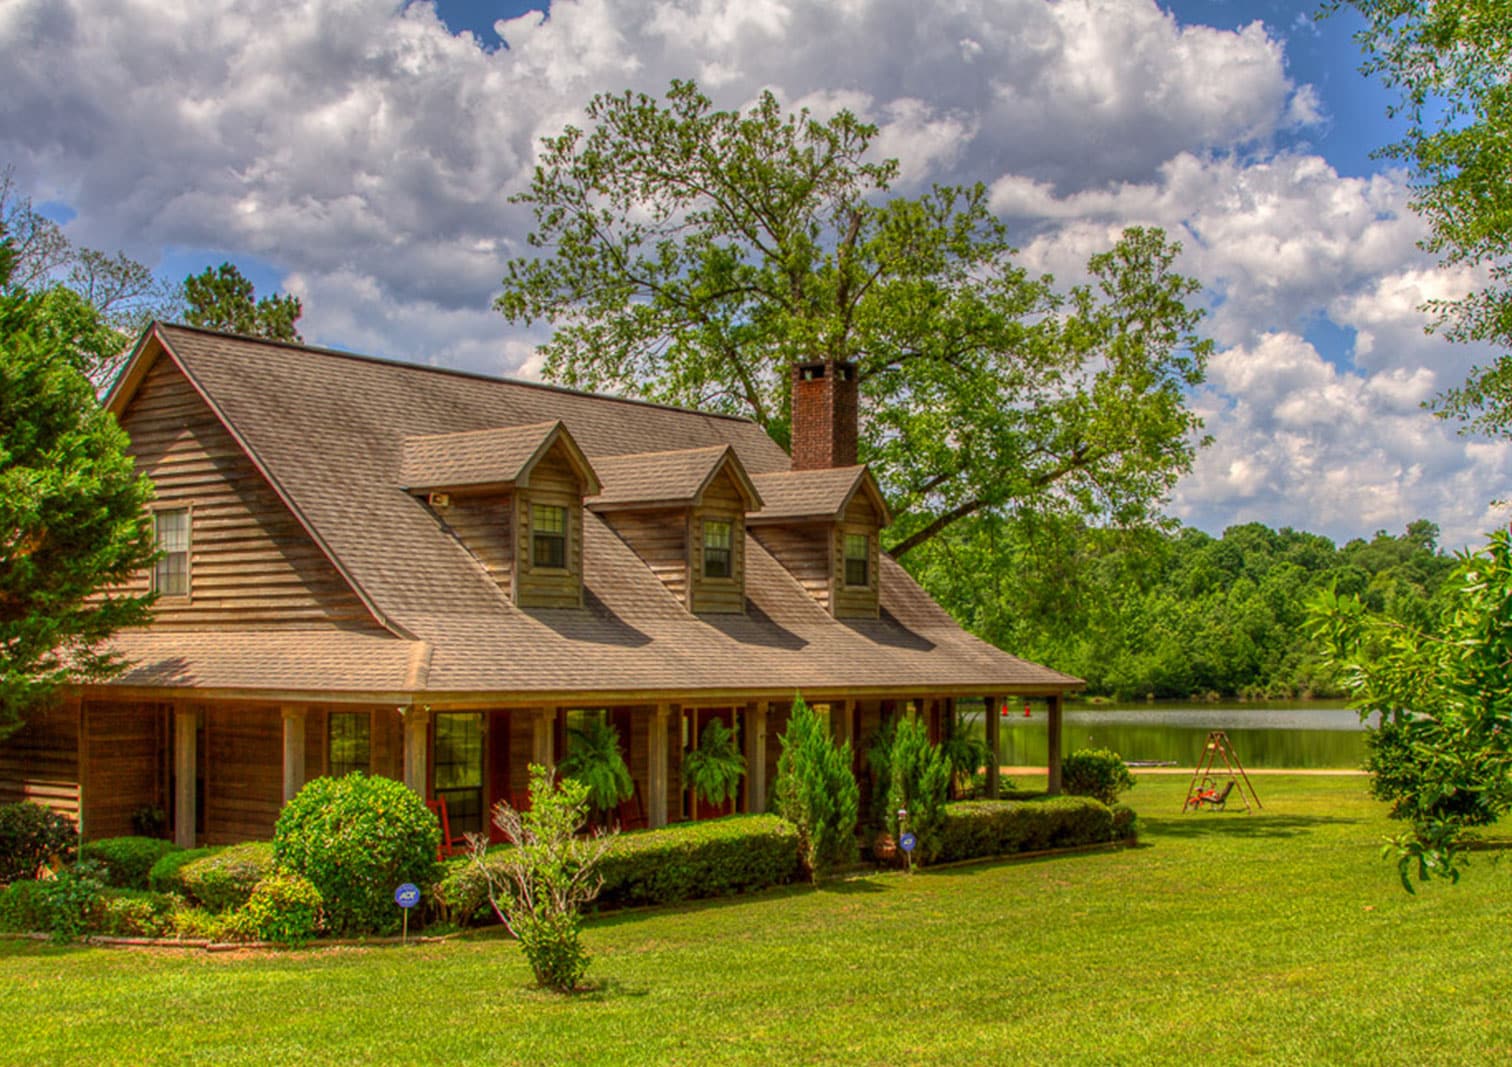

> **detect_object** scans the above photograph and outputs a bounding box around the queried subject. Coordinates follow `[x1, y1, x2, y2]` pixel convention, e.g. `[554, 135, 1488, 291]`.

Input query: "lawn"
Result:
[4, 774, 1509, 1065]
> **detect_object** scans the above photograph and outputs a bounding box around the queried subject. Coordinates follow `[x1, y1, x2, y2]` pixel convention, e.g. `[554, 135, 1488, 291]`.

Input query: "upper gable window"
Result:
[532, 503, 568, 569]
[703, 520, 733, 579]
[844, 533, 870, 587]
[153, 508, 190, 596]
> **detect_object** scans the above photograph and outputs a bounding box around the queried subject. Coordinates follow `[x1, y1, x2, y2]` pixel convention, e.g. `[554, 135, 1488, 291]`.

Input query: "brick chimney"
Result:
[790, 359, 858, 470]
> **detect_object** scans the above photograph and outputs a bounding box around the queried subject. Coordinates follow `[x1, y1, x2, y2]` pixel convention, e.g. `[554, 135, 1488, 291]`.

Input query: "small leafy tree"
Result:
[1308, 528, 1512, 889]
[183, 263, 302, 341]
[472, 764, 615, 993]
[1061, 748, 1136, 806]
[682, 718, 746, 813]
[884, 715, 951, 865]
[772, 695, 860, 878]
[559, 718, 634, 823]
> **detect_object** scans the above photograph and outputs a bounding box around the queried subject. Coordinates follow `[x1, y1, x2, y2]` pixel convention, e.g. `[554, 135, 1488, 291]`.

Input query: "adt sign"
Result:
[395, 883, 421, 909]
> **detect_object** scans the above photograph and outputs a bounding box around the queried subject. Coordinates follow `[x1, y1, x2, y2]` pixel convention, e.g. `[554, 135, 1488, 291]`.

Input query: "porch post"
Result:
[174, 707, 198, 848]
[281, 706, 306, 804]
[983, 695, 1000, 800]
[746, 701, 768, 814]
[531, 707, 555, 769]
[1047, 693, 1064, 795]
[648, 704, 670, 829]
[402, 705, 431, 796]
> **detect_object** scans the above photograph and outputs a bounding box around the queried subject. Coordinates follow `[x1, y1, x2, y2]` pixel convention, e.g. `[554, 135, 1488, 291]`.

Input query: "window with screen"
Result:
[844, 533, 869, 587]
[532, 503, 568, 569]
[153, 509, 190, 596]
[328, 712, 370, 777]
[703, 520, 733, 579]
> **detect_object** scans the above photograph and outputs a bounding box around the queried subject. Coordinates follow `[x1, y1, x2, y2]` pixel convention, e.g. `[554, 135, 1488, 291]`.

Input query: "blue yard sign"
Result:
[395, 883, 421, 909]
[899, 832, 916, 853]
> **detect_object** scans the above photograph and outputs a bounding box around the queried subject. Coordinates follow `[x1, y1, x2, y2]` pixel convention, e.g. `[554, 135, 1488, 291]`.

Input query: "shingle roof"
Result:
[749, 466, 882, 523]
[101, 323, 1080, 697]
[400, 423, 559, 491]
[587, 446, 761, 511]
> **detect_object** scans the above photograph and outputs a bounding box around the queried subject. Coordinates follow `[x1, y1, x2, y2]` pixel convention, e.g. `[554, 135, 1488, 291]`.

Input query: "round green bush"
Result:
[240, 872, 323, 946]
[180, 842, 274, 912]
[149, 846, 222, 896]
[274, 773, 440, 936]
[1061, 748, 1136, 806]
[0, 802, 78, 882]
[80, 836, 181, 890]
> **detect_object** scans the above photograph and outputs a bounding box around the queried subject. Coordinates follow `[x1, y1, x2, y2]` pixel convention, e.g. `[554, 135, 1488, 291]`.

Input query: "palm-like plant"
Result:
[559, 719, 633, 817]
[683, 718, 746, 811]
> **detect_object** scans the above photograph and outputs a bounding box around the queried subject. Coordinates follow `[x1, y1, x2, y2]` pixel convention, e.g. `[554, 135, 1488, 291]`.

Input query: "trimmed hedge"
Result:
[937, 796, 1135, 864]
[0, 880, 48, 932]
[80, 837, 181, 890]
[436, 815, 802, 925]
[179, 842, 274, 912]
[96, 889, 177, 937]
[149, 846, 221, 896]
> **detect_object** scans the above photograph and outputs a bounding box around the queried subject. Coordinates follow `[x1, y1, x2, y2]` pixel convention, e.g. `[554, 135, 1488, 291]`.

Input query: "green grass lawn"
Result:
[4, 775, 1510, 1065]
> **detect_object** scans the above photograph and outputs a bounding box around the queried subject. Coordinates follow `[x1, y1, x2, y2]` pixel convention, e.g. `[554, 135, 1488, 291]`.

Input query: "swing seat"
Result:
[1193, 780, 1235, 810]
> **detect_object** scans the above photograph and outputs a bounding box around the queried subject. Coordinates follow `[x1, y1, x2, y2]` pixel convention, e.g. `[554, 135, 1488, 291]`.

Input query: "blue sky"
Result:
[0, 0, 1505, 547]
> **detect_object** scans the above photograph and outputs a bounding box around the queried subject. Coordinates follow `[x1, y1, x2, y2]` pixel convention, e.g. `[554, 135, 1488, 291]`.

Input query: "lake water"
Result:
[959, 701, 1375, 770]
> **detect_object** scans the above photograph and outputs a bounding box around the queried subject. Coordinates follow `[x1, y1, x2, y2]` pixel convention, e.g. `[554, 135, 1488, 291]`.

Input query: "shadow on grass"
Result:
[1142, 812, 1364, 839]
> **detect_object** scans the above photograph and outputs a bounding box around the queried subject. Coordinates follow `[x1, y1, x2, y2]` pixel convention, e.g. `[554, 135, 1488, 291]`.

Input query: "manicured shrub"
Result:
[96, 889, 176, 938]
[0, 880, 49, 932]
[169, 906, 237, 942]
[274, 773, 440, 936]
[596, 814, 799, 908]
[180, 842, 274, 912]
[80, 836, 181, 890]
[0, 802, 78, 882]
[1061, 748, 1136, 805]
[239, 872, 323, 946]
[937, 796, 1120, 864]
[772, 695, 859, 878]
[149, 846, 221, 897]
[36, 860, 106, 941]
[884, 715, 951, 864]
[1110, 802, 1139, 842]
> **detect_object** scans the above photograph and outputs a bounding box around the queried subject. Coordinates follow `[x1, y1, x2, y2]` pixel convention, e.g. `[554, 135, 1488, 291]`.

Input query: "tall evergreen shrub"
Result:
[772, 695, 859, 878]
[885, 716, 951, 864]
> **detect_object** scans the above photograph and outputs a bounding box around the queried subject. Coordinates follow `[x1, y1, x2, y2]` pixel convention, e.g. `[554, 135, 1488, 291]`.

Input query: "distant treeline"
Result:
[904, 516, 1456, 701]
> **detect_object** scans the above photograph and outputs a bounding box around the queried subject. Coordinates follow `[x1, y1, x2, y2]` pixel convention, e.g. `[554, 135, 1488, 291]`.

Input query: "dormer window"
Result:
[153, 508, 190, 596]
[532, 503, 568, 569]
[844, 533, 870, 587]
[703, 520, 733, 579]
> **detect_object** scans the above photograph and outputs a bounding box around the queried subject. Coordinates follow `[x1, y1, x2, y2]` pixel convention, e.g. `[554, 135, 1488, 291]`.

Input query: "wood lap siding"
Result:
[752, 525, 832, 611]
[204, 705, 281, 844]
[606, 509, 690, 604]
[515, 446, 585, 609]
[439, 493, 513, 599]
[116, 358, 381, 631]
[689, 470, 746, 614]
[0, 701, 81, 818]
[80, 701, 163, 839]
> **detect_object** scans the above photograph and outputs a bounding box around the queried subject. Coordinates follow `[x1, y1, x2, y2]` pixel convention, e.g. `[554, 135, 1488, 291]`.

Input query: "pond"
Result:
[958, 701, 1376, 770]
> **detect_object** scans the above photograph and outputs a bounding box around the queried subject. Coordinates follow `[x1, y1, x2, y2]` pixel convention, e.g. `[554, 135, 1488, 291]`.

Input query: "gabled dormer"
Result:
[401, 421, 601, 609]
[748, 466, 891, 618]
[588, 446, 763, 614]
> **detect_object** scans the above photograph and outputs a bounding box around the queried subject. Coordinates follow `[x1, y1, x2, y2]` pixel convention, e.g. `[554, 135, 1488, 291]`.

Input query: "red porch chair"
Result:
[425, 797, 460, 859]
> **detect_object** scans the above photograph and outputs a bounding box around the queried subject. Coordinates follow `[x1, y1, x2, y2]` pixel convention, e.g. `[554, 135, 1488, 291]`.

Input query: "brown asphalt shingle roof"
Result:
[102, 324, 1079, 698]
[400, 423, 559, 491]
[750, 466, 877, 522]
[587, 446, 761, 511]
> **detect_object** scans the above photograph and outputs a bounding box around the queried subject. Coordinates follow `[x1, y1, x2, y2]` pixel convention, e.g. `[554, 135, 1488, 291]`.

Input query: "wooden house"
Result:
[0, 324, 1081, 845]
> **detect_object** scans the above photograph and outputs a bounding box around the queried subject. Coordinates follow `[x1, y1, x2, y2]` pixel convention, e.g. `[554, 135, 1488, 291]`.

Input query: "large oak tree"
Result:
[498, 81, 1212, 555]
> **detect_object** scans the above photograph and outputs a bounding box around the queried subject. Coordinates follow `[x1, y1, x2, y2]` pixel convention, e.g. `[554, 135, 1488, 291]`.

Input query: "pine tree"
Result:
[772, 695, 859, 878]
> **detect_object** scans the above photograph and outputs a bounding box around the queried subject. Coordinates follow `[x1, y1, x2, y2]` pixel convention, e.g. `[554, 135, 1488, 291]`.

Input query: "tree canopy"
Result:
[499, 81, 1211, 553]
[1335, 1, 1512, 434]
[183, 263, 303, 342]
[0, 228, 157, 739]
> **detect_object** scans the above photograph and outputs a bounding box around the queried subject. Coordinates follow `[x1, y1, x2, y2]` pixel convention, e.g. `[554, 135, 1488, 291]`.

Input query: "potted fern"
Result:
[683, 718, 746, 819]
[559, 719, 634, 827]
